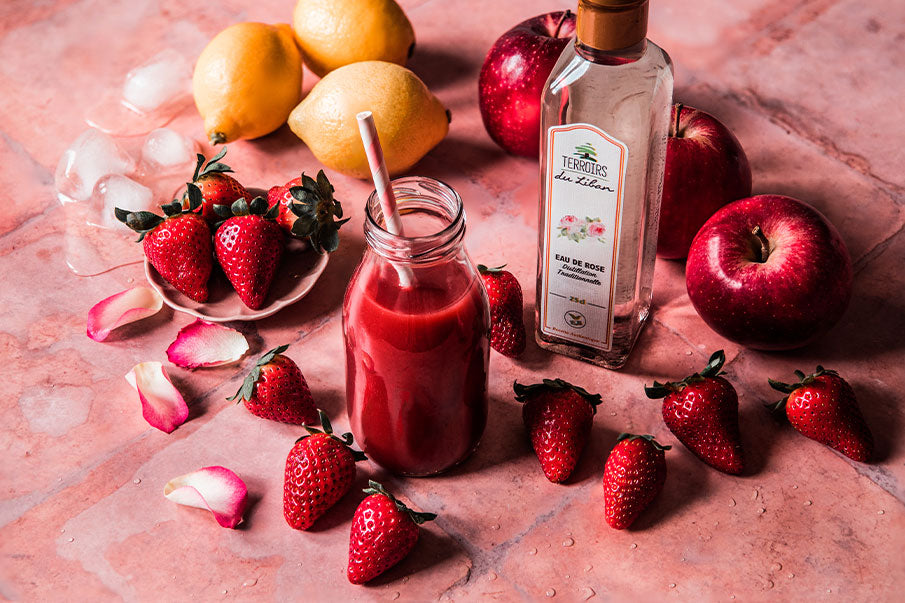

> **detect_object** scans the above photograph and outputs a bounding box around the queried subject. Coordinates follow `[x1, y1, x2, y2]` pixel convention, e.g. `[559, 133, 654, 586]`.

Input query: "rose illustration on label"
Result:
[557, 215, 606, 244]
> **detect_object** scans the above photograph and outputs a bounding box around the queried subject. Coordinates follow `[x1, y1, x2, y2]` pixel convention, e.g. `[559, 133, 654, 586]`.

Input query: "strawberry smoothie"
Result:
[343, 178, 490, 476]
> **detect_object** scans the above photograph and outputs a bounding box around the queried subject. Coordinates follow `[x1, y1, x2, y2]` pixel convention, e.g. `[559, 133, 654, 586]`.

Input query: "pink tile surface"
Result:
[1, 0, 902, 600]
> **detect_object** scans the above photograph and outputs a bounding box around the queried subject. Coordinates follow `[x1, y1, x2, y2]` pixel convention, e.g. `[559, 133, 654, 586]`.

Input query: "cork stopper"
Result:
[576, 0, 649, 52]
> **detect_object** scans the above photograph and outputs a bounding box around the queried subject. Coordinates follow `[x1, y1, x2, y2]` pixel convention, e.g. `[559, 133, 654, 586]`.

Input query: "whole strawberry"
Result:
[284, 409, 367, 530]
[214, 196, 284, 310]
[227, 345, 318, 425]
[115, 196, 212, 302]
[281, 170, 349, 252]
[267, 176, 302, 234]
[514, 378, 602, 482]
[768, 366, 873, 462]
[479, 264, 526, 357]
[186, 147, 249, 223]
[347, 481, 436, 585]
[645, 350, 745, 474]
[603, 433, 669, 530]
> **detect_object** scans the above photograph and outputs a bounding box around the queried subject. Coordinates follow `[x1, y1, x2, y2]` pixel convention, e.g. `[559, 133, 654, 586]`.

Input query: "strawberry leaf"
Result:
[477, 264, 506, 274]
[513, 378, 602, 410]
[363, 480, 436, 524]
[616, 432, 671, 451]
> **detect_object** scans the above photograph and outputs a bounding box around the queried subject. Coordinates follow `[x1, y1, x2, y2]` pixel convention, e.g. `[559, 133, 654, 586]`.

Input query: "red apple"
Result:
[658, 104, 752, 259]
[685, 195, 852, 350]
[478, 10, 575, 157]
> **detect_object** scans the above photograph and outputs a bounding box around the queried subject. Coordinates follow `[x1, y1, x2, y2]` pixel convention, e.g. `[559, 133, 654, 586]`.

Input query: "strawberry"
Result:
[479, 264, 526, 357]
[115, 196, 212, 302]
[283, 409, 367, 530]
[603, 433, 669, 530]
[186, 147, 249, 223]
[278, 170, 349, 252]
[768, 366, 873, 462]
[347, 481, 436, 585]
[645, 350, 745, 474]
[227, 345, 318, 425]
[514, 378, 602, 482]
[266, 176, 302, 234]
[213, 196, 284, 310]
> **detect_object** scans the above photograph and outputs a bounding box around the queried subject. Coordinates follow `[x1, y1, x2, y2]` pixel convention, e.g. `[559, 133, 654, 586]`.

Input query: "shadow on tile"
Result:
[364, 526, 463, 587]
[408, 45, 476, 91]
[630, 448, 710, 531]
[854, 379, 900, 464]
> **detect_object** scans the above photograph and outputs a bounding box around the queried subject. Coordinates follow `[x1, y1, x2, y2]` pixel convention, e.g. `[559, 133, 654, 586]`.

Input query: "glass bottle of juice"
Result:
[343, 177, 490, 476]
[536, 0, 673, 369]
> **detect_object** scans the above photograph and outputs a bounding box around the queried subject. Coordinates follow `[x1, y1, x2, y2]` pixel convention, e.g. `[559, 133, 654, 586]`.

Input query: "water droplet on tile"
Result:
[529, 548, 537, 555]
[770, 562, 782, 572]
[582, 586, 596, 600]
[764, 579, 774, 590]
[545, 588, 556, 597]
[686, 350, 692, 355]
[804, 500, 812, 506]
[60, 528, 65, 533]
[878, 510, 885, 515]
[787, 573, 795, 579]
[402, 576, 409, 584]
[752, 489, 759, 500]
[728, 498, 736, 507]
[127, 277, 134, 284]
[565, 575, 570, 580]
[730, 595, 736, 600]
[67, 537, 74, 542]
[792, 485, 798, 489]
[242, 578, 257, 587]
[758, 507, 766, 514]
[488, 572, 497, 582]
[391, 592, 400, 600]
[630, 543, 637, 549]
[221, 589, 227, 595]
[133, 478, 141, 485]
[490, 523, 500, 531]
[585, 565, 593, 572]
[827, 589, 832, 594]
[669, 583, 676, 589]
[562, 537, 574, 547]
[610, 412, 617, 416]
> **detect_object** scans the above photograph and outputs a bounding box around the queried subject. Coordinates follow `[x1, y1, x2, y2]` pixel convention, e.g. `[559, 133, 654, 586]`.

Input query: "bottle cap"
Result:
[576, 0, 649, 52]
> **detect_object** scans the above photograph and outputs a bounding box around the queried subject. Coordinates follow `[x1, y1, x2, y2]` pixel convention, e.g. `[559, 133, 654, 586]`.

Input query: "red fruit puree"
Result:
[343, 245, 489, 476]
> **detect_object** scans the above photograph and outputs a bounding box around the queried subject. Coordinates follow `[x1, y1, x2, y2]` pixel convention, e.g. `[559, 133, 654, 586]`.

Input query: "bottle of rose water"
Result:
[536, 0, 673, 369]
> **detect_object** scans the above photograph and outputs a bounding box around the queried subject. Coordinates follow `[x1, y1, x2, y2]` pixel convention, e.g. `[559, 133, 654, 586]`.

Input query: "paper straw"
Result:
[357, 111, 412, 287]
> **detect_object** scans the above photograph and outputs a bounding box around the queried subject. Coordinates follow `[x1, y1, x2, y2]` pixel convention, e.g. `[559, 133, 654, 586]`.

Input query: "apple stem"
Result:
[751, 226, 770, 263]
[673, 103, 684, 138]
[553, 10, 572, 38]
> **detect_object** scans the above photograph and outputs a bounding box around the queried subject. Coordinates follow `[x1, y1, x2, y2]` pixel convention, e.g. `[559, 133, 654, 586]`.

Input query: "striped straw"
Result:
[356, 111, 412, 287]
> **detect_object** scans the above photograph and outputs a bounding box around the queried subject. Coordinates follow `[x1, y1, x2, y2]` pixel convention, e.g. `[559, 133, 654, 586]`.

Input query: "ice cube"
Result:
[90, 174, 155, 230]
[141, 128, 196, 171]
[122, 49, 191, 114]
[55, 129, 136, 203]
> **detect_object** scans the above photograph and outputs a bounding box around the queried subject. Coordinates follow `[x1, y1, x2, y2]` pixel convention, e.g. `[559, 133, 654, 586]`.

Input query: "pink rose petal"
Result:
[164, 466, 248, 528]
[166, 319, 249, 369]
[125, 362, 189, 433]
[87, 287, 163, 341]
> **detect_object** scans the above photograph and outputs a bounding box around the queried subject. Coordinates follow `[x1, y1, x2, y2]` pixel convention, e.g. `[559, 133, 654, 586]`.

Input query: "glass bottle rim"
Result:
[364, 176, 466, 264]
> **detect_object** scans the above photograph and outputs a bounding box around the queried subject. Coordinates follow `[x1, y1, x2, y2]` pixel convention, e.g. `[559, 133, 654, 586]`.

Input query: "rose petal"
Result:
[125, 362, 189, 433]
[163, 466, 248, 528]
[87, 287, 163, 341]
[166, 319, 249, 369]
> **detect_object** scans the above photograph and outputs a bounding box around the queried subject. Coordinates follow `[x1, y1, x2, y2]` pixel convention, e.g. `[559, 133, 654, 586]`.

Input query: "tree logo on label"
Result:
[573, 143, 597, 163]
[564, 310, 587, 328]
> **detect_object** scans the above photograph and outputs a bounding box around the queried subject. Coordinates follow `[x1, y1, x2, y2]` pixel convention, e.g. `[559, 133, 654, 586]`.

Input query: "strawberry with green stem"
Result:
[514, 378, 602, 482]
[227, 345, 318, 425]
[603, 433, 669, 529]
[347, 480, 436, 585]
[283, 409, 367, 530]
[645, 350, 745, 474]
[213, 194, 284, 310]
[115, 195, 212, 303]
[479, 264, 526, 357]
[285, 170, 350, 252]
[186, 147, 249, 223]
[768, 366, 873, 462]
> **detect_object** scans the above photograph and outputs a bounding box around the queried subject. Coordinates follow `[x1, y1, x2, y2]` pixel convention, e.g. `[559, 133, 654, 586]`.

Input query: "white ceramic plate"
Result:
[145, 238, 329, 322]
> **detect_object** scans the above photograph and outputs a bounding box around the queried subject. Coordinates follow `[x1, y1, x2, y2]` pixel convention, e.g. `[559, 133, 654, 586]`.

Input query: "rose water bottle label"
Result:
[539, 123, 628, 351]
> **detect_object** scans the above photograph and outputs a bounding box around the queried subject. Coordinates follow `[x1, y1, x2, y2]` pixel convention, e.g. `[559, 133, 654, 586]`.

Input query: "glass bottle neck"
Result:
[364, 177, 466, 265]
[574, 38, 647, 64]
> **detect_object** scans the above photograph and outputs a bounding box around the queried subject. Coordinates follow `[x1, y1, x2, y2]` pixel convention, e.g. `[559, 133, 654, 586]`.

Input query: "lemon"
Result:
[292, 0, 415, 77]
[288, 61, 449, 179]
[193, 22, 303, 144]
